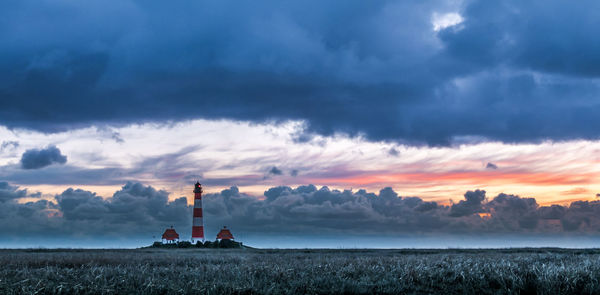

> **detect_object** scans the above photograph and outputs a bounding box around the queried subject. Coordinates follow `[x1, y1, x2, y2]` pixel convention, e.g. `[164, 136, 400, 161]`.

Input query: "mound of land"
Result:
[145, 239, 247, 249]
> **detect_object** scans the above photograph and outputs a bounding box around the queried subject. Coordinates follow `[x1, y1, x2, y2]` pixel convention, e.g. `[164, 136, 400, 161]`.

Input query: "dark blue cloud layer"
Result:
[20, 145, 67, 169]
[1, 0, 600, 145]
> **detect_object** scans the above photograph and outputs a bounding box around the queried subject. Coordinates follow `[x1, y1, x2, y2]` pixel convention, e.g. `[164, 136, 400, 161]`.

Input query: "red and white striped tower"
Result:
[191, 181, 205, 243]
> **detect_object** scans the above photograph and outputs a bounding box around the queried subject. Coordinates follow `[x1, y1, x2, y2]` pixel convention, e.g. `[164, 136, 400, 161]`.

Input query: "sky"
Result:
[2, 0, 600, 248]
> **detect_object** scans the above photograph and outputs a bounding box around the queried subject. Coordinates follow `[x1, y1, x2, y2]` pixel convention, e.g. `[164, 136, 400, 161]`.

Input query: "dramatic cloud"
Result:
[486, 162, 498, 169]
[204, 185, 449, 234]
[20, 145, 67, 169]
[55, 182, 189, 236]
[2, 182, 600, 243]
[486, 193, 539, 230]
[0, 182, 27, 202]
[0, 182, 188, 239]
[268, 167, 283, 176]
[0, 183, 60, 237]
[1, 0, 600, 145]
[449, 190, 486, 217]
[203, 185, 600, 235]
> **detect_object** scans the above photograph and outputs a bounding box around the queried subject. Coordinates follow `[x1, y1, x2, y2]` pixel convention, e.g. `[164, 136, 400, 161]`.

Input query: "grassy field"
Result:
[2, 248, 600, 294]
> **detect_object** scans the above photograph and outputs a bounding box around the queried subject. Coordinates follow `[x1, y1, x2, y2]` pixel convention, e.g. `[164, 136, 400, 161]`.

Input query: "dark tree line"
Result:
[149, 240, 245, 249]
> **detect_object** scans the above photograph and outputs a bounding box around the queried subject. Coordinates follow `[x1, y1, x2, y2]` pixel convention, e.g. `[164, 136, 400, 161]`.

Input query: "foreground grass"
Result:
[1, 248, 600, 294]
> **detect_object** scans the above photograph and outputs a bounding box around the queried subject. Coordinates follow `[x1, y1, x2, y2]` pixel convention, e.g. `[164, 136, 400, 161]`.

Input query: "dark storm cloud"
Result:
[203, 185, 451, 234]
[2, 182, 600, 239]
[449, 190, 486, 217]
[0, 183, 61, 236]
[55, 182, 189, 235]
[439, 1, 600, 77]
[268, 167, 283, 176]
[203, 186, 600, 235]
[538, 205, 567, 220]
[558, 201, 600, 232]
[486, 162, 498, 170]
[0, 181, 27, 202]
[20, 145, 67, 169]
[263, 166, 285, 180]
[2, 1, 600, 145]
[486, 194, 539, 230]
[0, 182, 189, 238]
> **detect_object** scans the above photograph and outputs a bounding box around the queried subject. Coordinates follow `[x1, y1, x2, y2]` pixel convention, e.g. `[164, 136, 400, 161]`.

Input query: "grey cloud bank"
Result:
[2, 181, 600, 247]
[0, 182, 27, 202]
[1, 0, 600, 145]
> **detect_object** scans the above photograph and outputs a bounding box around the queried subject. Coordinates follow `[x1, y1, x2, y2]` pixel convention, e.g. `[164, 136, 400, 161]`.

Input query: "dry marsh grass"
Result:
[1, 248, 599, 294]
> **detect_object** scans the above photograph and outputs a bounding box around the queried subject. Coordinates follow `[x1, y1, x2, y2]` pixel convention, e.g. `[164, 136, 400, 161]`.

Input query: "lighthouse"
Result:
[191, 181, 205, 243]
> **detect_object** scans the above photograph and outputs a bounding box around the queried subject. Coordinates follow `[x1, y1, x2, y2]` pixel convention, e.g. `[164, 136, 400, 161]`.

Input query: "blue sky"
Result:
[2, 0, 600, 248]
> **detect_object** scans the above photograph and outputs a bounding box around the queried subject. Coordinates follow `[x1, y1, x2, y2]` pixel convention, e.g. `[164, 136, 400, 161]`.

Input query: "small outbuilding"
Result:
[216, 226, 234, 240]
[162, 226, 180, 244]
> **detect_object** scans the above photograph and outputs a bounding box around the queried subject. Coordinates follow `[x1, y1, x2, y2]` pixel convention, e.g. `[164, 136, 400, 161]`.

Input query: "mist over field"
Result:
[5, 235, 600, 250]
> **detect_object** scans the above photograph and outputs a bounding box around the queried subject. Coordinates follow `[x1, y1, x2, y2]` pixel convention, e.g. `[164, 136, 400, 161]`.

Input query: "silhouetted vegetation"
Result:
[148, 239, 244, 249]
[2, 248, 600, 294]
